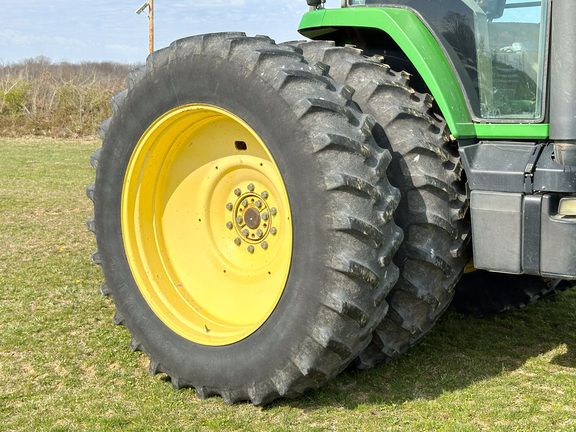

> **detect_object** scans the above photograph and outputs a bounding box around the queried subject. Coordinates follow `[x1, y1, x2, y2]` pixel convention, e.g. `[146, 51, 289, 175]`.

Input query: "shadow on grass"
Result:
[268, 288, 576, 410]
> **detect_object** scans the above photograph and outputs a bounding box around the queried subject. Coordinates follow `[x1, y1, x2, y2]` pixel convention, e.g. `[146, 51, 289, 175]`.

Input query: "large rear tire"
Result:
[87, 33, 402, 405]
[289, 41, 470, 368]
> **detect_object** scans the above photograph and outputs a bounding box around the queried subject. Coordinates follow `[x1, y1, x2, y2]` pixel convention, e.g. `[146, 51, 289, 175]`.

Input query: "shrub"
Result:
[0, 56, 138, 138]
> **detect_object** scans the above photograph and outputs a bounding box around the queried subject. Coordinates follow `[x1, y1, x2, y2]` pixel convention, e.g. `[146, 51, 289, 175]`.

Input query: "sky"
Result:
[0, 0, 340, 64]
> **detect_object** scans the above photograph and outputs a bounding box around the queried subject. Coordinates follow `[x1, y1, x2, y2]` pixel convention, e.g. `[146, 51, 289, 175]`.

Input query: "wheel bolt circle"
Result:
[229, 184, 278, 248]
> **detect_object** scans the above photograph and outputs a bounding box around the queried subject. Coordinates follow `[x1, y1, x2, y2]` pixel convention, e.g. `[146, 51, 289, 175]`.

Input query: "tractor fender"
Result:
[299, 7, 476, 138]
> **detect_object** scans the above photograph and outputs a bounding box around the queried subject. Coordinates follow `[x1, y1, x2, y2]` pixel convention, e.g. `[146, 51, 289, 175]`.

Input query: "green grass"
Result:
[1, 137, 576, 431]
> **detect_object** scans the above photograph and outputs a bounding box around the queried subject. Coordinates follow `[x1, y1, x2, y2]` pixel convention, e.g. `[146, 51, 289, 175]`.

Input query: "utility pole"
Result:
[148, 0, 154, 54]
[136, 2, 154, 54]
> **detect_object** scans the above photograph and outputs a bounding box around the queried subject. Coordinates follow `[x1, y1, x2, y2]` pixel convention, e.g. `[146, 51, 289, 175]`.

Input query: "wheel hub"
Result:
[227, 184, 278, 251]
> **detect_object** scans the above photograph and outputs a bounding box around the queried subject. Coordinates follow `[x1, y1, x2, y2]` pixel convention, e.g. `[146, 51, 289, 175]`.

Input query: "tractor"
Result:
[86, 0, 576, 405]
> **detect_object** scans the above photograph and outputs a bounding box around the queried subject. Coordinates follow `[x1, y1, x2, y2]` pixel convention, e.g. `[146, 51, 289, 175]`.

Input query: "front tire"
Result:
[87, 33, 402, 405]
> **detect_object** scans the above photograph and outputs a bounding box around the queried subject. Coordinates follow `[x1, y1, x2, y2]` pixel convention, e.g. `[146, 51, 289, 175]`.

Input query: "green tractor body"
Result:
[87, 0, 576, 404]
[300, 0, 576, 279]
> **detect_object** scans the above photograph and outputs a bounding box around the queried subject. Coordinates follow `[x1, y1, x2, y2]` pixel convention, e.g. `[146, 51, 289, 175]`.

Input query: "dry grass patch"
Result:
[0, 58, 134, 138]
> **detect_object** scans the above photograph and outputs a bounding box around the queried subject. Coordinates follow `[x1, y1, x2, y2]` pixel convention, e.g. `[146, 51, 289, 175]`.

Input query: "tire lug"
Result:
[247, 245, 255, 253]
[247, 183, 255, 192]
[226, 203, 233, 211]
[226, 222, 233, 229]
[234, 188, 241, 196]
[261, 241, 268, 250]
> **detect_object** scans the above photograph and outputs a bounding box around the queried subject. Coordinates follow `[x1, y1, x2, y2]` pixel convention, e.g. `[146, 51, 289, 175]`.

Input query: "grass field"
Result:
[1, 137, 576, 431]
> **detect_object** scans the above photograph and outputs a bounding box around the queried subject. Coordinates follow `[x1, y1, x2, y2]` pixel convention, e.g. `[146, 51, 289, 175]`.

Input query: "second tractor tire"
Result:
[290, 41, 470, 368]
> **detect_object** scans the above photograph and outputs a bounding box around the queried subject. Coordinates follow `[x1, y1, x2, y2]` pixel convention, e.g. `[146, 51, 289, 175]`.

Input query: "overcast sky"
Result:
[0, 0, 340, 64]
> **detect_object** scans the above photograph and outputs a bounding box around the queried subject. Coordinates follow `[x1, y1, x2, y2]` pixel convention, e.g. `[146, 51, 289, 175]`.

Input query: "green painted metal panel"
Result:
[474, 123, 550, 140]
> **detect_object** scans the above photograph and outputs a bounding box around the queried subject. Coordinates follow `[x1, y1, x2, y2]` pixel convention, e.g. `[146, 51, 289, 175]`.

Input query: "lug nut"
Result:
[247, 183, 255, 192]
[261, 241, 268, 250]
[226, 222, 233, 229]
[255, 200, 262, 208]
[261, 191, 269, 199]
[242, 229, 249, 237]
[247, 245, 255, 253]
[241, 199, 248, 207]
[236, 216, 243, 224]
[234, 188, 242, 196]
[256, 229, 263, 238]
[226, 203, 233, 211]
[270, 227, 277, 235]
[262, 213, 269, 221]
[234, 238, 241, 245]
[270, 208, 277, 216]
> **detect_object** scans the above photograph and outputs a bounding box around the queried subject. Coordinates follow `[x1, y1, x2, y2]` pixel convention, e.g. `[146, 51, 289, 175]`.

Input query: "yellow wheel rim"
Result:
[122, 104, 292, 346]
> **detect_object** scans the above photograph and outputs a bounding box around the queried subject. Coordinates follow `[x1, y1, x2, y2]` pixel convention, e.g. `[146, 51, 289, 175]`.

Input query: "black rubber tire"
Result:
[451, 271, 573, 316]
[86, 33, 402, 405]
[287, 41, 470, 368]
